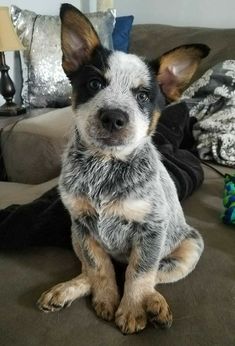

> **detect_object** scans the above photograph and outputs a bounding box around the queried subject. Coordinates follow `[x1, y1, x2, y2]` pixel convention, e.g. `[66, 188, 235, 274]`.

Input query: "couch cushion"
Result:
[1, 107, 73, 184]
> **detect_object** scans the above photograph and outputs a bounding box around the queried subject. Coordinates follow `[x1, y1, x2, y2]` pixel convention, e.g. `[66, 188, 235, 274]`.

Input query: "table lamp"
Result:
[0, 6, 26, 116]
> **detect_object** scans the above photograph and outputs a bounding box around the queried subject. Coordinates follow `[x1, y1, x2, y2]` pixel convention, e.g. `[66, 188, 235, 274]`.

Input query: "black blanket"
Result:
[0, 102, 203, 249]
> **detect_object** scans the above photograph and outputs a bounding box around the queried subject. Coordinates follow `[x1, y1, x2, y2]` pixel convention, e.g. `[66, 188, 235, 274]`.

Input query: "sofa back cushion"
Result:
[129, 24, 235, 81]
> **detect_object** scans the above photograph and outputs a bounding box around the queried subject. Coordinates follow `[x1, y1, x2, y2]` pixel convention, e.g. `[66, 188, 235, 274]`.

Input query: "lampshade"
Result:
[0, 7, 25, 52]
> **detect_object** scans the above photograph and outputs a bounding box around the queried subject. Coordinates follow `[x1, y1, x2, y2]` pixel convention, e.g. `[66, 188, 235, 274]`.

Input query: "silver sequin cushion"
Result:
[11, 5, 116, 108]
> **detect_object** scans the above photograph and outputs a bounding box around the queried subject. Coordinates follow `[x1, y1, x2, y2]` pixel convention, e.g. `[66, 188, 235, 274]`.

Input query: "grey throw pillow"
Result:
[11, 5, 116, 108]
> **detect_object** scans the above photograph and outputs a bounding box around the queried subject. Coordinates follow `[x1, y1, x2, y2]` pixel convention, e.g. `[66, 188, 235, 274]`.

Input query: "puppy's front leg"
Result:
[38, 218, 119, 320]
[73, 220, 120, 321]
[115, 229, 173, 334]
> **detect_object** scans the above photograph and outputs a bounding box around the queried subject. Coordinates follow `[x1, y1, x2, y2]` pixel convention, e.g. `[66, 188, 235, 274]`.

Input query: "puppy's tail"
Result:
[157, 228, 204, 284]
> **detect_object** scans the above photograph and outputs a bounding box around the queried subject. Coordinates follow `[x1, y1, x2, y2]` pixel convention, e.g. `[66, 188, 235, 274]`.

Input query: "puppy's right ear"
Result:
[60, 3, 100, 77]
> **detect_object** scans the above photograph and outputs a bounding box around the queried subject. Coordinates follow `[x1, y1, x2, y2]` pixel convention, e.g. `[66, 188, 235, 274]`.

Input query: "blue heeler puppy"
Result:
[38, 3, 209, 334]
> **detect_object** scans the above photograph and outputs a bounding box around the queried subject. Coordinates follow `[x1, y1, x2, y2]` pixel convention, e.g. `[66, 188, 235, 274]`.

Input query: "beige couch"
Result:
[0, 24, 235, 345]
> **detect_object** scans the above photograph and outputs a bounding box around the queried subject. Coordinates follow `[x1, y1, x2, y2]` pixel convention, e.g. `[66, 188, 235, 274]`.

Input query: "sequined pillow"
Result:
[11, 5, 116, 108]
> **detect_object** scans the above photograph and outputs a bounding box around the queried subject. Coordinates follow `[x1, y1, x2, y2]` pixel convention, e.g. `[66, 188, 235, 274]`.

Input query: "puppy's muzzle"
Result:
[99, 109, 129, 133]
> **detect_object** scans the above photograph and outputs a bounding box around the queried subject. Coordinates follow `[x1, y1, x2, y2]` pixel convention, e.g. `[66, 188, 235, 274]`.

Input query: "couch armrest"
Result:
[1, 107, 74, 184]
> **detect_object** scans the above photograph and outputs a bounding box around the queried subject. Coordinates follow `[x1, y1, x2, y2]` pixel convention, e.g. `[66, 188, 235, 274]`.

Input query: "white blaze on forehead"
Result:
[105, 51, 151, 89]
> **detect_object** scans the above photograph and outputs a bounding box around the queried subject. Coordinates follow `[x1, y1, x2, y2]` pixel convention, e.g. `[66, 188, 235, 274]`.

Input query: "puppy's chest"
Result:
[96, 213, 134, 258]
[63, 189, 151, 254]
[61, 145, 156, 254]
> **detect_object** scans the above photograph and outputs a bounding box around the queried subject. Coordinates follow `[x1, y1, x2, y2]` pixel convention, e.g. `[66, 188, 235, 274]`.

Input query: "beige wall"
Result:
[114, 0, 235, 28]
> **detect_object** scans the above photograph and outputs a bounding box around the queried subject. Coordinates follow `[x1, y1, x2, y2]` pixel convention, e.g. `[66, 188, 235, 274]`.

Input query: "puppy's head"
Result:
[60, 4, 209, 157]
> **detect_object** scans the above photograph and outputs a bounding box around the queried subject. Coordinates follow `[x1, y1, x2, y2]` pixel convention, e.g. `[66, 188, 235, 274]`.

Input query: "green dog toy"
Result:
[222, 174, 235, 225]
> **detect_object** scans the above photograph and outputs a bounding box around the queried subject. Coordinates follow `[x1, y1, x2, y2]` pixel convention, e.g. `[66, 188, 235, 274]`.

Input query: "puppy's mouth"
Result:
[94, 135, 127, 147]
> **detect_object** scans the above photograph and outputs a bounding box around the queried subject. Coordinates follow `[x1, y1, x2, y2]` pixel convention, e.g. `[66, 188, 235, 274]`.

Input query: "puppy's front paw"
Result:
[145, 291, 173, 329]
[37, 275, 91, 313]
[115, 304, 147, 334]
[115, 290, 172, 334]
[92, 289, 120, 321]
[37, 283, 74, 313]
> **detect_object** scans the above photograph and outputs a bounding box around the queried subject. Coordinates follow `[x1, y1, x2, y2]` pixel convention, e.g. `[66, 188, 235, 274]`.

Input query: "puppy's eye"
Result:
[136, 91, 149, 103]
[88, 79, 103, 91]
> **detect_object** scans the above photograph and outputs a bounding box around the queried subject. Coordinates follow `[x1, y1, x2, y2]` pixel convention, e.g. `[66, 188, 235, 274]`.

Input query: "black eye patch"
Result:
[83, 66, 107, 91]
[86, 74, 106, 95]
[71, 46, 111, 107]
[72, 66, 108, 106]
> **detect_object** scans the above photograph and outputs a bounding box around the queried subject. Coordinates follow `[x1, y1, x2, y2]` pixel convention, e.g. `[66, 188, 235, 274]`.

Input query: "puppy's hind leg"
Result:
[157, 228, 204, 284]
[37, 273, 91, 312]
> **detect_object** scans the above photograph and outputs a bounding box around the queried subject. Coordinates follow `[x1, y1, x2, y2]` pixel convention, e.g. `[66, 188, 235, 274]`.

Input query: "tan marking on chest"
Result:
[62, 193, 96, 217]
[102, 198, 151, 222]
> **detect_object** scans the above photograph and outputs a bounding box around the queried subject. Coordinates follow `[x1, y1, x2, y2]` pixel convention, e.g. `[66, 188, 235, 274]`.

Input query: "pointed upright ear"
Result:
[60, 3, 101, 77]
[151, 44, 210, 101]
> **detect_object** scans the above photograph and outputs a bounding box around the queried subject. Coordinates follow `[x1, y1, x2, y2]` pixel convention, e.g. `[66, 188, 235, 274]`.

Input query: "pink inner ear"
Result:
[69, 31, 84, 51]
[158, 67, 177, 90]
[63, 29, 84, 71]
[169, 60, 192, 77]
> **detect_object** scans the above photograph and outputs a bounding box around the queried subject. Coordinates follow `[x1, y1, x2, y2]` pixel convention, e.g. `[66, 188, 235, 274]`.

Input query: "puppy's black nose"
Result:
[99, 109, 129, 132]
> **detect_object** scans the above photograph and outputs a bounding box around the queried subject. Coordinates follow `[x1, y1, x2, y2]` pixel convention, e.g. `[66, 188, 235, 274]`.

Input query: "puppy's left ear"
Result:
[151, 44, 210, 101]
